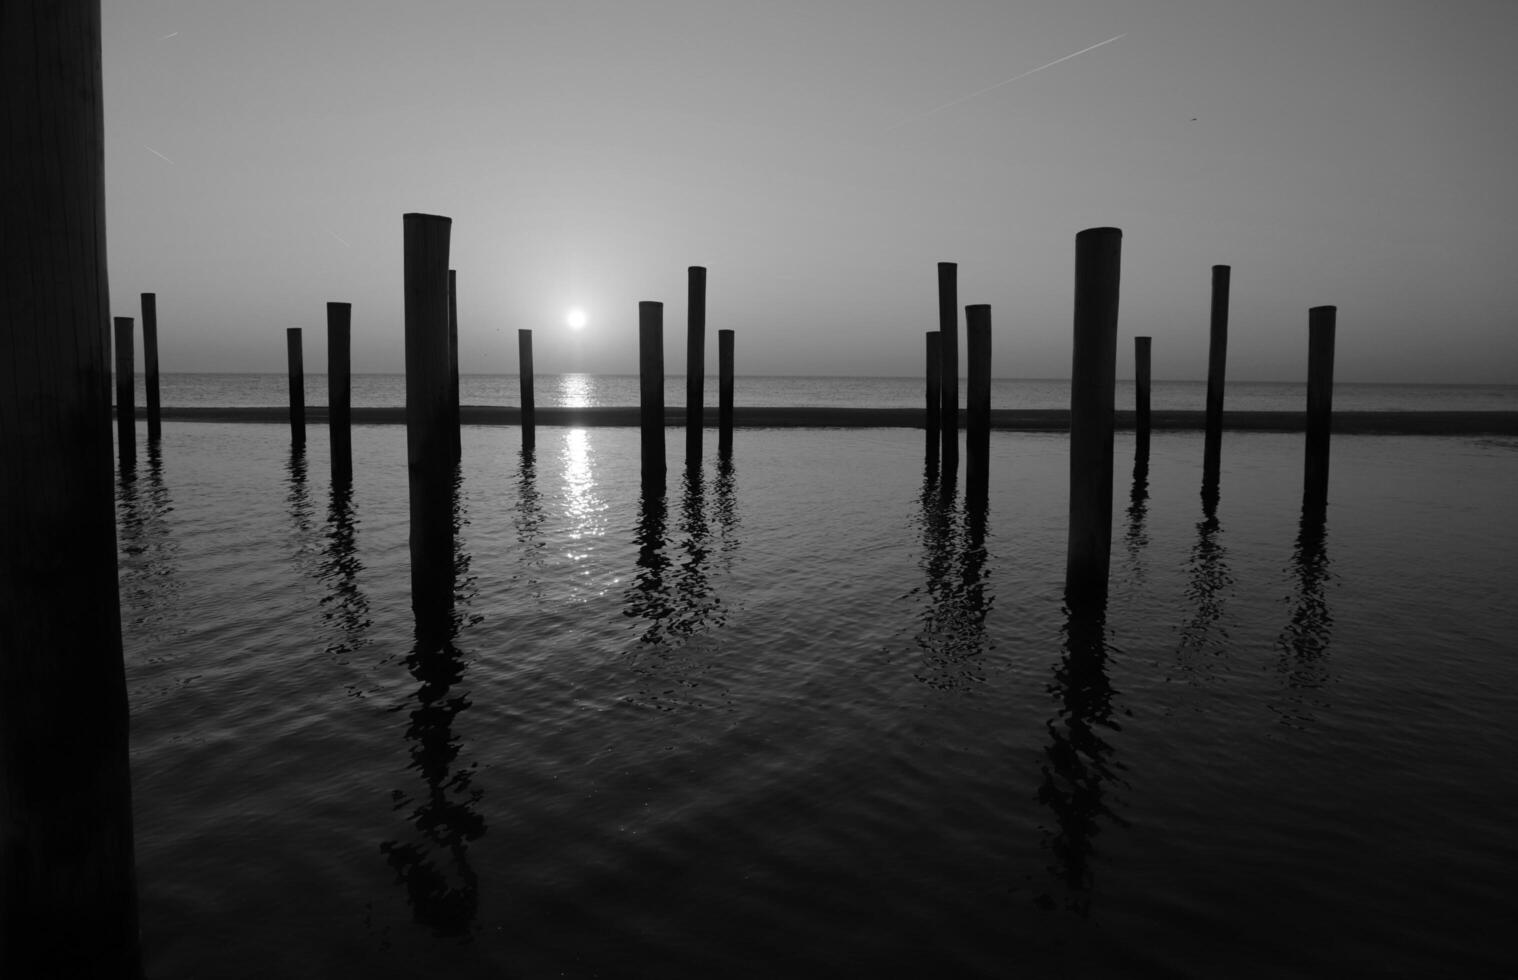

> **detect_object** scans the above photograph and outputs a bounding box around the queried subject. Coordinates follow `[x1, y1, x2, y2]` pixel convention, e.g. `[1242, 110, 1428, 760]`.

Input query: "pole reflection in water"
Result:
[382, 464, 484, 938]
[317, 472, 370, 664]
[285, 446, 316, 572]
[1122, 442, 1150, 575]
[1036, 592, 1127, 917]
[1176, 482, 1233, 669]
[116, 440, 181, 636]
[513, 445, 548, 601]
[1277, 503, 1333, 699]
[623, 464, 727, 645]
[909, 461, 993, 690]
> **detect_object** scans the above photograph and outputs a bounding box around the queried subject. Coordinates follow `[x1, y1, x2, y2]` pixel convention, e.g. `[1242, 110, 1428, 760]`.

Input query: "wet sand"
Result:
[133, 406, 1518, 435]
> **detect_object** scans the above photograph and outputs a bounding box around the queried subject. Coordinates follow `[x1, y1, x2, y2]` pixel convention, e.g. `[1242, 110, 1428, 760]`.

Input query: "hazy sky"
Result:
[101, 0, 1518, 382]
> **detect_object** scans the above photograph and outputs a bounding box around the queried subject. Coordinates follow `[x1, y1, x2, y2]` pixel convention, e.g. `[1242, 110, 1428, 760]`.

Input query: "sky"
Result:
[101, 0, 1518, 382]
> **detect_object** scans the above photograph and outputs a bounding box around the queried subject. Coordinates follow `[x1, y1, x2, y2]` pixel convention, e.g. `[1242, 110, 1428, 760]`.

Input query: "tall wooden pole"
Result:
[1303, 306, 1336, 513]
[447, 269, 461, 462]
[286, 327, 305, 448]
[925, 331, 942, 458]
[518, 328, 535, 449]
[141, 292, 161, 442]
[1202, 265, 1231, 495]
[2, 2, 143, 974]
[327, 303, 352, 481]
[114, 317, 135, 462]
[1065, 228, 1123, 600]
[718, 328, 734, 457]
[1134, 336, 1152, 450]
[938, 262, 959, 469]
[686, 266, 706, 466]
[403, 213, 453, 620]
[640, 301, 665, 480]
[965, 305, 992, 494]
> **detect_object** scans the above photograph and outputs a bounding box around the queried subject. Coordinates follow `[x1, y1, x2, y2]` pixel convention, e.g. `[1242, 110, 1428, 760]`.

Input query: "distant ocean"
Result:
[122, 372, 1518, 413]
[114, 386, 1518, 977]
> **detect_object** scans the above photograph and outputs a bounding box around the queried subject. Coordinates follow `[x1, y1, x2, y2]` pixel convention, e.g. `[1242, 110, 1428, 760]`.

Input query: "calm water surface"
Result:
[116, 423, 1518, 977]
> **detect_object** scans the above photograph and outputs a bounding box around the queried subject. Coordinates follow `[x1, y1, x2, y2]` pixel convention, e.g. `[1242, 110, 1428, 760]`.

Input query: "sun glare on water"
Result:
[567, 308, 588, 330]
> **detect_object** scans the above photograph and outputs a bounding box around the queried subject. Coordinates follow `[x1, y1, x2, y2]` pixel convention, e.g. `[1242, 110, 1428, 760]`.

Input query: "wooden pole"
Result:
[1202, 265, 1231, 494]
[2, 3, 144, 973]
[141, 292, 161, 442]
[1134, 336, 1152, 449]
[327, 302, 352, 480]
[640, 301, 665, 479]
[447, 269, 461, 462]
[718, 328, 734, 456]
[1303, 305, 1336, 512]
[114, 317, 135, 462]
[286, 327, 305, 448]
[1065, 227, 1123, 600]
[518, 328, 535, 449]
[965, 305, 992, 494]
[686, 265, 706, 466]
[403, 214, 453, 472]
[938, 262, 959, 468]
[925, 331, 942, 459]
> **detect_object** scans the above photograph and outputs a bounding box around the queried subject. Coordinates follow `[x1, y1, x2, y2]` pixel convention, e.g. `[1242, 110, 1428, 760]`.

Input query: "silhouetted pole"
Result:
[2, 3, 144, 974]
[1202, 265, 1231, 494]
[1303, 305, 1336, 513]
[686, 265, 706, 466]
[327, 302, 352, 480]
[965, 305, 992, 494]
[447, 269, 461, 462]
[938, 262, 959, 468]
[1065, 227, 1123, 600]
[718, 328, 734, 456]
[518, 328, 535, 449]
[286, 327, 305, 448]
[403, 213, 454, 619]
[640, 301, 665, 480]
[141, 292, 161, 442]
[114, 317, 135, 461]
[1134, 336, 1151, 449]
[925, 331, 942, 457]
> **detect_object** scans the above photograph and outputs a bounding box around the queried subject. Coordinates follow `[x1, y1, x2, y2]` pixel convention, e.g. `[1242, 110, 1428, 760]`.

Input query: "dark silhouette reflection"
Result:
[909, 461, 993, 690]
[1036, 592, 1127, 916]
[1177, 486, 1233, 663]
[116, 440, 180, 633]
[623, 465, 726, 644]
[317, 472, 370, 662]
[286, 444, 314, 546]
[512, 446, 548, 599]
[1123, 443, 1150, 569]
[1277, 503, 1332, 692]
[382, 465, 484, 938]
[713, 452, 740, 565]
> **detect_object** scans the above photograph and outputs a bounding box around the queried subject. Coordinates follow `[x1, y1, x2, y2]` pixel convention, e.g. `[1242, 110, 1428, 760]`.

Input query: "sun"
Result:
[566, 307, 588, 330]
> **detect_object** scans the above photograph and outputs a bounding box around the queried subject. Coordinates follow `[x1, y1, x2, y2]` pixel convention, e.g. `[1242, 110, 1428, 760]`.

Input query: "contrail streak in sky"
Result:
[159, 32, 179, 41]
[143, 144, 175, 165]
[325, 229, 352, 248]
[889, 33, 1126, 130]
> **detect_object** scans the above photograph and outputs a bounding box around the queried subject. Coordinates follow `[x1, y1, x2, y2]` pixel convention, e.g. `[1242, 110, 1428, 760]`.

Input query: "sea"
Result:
[114, 376, 1518, 978]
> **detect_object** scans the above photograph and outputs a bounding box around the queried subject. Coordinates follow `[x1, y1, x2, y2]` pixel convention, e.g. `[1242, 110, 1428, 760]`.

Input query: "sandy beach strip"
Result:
[128, 406, 1518, 435]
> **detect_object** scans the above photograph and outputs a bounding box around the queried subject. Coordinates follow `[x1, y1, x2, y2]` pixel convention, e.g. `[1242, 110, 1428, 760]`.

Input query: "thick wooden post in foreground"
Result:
[2, 3, 144, 974]
[114, 317, 135, 461]
[286, 327, 305, 448]
[1303, 305, 1337, 512]
[925, 331, 942, 457]
[640, 301, 665, 479]
[938, 262, 959, 468]
[447, 269, 461, 462]
[518, 328, 535, 448]
[403, 213, 454, 618]
[1065, 227, 1123, 600]
[1203, 265, 1231, 494]
[965, 305, 992, 493]
[142, 293, 161, 442]
[1134, 336, 1152, 448]
[686, 266, 706, 465]
[718, 328, 734, 456]
[327, 303, 352, 480]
